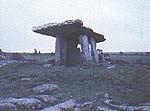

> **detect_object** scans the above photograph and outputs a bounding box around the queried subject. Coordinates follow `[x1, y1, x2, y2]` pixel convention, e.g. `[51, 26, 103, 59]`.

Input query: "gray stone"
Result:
[107, 65, 115, 69]
[0, 103, 17, 111]
[16, 98, 42, 110]
[43, 64, 52, 67]
[55, 99, 76, 109]
[39, 106, 62, 111]
[102, 98, 150, 111]
[32, 19, 105, 43]
[126, 106, 150, 111]
[81, 102, 93, 108]
[96, 106, 117, 111]
[74, 107, 81, 111]
[39, 99, 77, 111]
[0, 97, 18, 104]
[139, 103, 150, 106]
[104, 93, 111, 99]
[0, 97, 42, 110]
[33, 84, 58, 93]
[34, 95, 57, 104]
[21, 77, 32, 81]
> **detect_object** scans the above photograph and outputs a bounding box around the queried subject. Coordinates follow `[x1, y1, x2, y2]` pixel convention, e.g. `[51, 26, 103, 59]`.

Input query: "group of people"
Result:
[97, 49, 110, 62]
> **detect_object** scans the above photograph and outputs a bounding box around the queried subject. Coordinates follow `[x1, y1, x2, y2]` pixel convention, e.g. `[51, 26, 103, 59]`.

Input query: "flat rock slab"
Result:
[0, 97, 42, 110]
[39, 99, 76, 111]
[16, 98, 42, 110]
[39, 106, 62, 111]
[103, 99, 150, 111]
[96, 106, 117, 111]
[0, 103, 17, 111]
[55, 99, 76, 109]
[34, 95, 57, 104]
[74, 108, 81, 111]
[0, 97, 18, 104]
[32, 19, 83, 37]
[43, 64, 52, 67]
[32, 19, 105, 43]
[33, 84, 58, 93]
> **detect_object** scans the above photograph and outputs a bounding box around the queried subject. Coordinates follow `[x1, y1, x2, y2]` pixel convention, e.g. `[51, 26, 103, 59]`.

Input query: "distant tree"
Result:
[119, 51, 124, 55]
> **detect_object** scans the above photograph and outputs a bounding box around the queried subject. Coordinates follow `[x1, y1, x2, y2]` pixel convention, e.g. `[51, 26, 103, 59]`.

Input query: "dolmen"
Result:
[32, 19, 105, 65]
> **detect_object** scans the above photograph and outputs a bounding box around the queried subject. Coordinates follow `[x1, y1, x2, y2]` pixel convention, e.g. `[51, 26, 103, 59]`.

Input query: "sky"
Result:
[0, 0, 150, 52]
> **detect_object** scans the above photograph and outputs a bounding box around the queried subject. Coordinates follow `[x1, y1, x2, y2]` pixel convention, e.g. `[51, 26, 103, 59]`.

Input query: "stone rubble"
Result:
[81, 101, 93, 109]
[0, 97, 18, 104]
[1, 83, 150, 111]
[43, 64, 52, 67]
[74, 107, 81, 111]
[0, 97, 42, 110]
[96, 106, 117, 111]
[55, 99, 76, 109]
[107, 65, 115, 69]
[33, 84, 58, 93]
[39, 106, 62, 111]
[102, 96, 150, 111]
[21, 77, 32, 81]
[39, 99, 76, 111]
[34, 95, 57, 104]
[16, 98, 42, 110]
[0, 103, 17, 111]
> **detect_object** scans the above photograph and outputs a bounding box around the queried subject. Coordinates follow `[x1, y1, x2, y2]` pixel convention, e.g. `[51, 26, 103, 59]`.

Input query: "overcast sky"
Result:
[0, 0, 150, 52]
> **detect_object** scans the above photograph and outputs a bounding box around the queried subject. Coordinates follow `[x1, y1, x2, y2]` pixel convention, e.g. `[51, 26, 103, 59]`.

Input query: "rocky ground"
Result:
[0, 54, 150, 111]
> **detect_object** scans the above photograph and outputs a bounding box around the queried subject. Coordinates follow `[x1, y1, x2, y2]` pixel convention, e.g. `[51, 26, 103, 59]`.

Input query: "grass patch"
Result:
[0, 54, 150, 110]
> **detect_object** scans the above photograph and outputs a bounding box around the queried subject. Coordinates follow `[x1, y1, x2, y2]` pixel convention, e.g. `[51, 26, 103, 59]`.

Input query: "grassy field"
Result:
[110, 54, 150, 64]
[22, 53, 55, 62]
[0, 54, 150, 110]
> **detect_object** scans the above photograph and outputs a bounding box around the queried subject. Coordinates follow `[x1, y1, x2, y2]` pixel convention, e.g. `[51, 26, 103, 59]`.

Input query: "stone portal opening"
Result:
[32, 19, 106, 65]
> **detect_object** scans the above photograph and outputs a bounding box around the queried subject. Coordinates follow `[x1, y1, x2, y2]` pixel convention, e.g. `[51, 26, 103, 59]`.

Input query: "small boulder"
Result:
[0, 103, 17, 111]
[74, 107, 81, 111]
[39, 106, 62, 111]
[81, 102, 93, 108]
[107, 65, 115, 69]
[43, 64, 52, 67]
[104, 93, 111, 99]
[56, 99, 76, 109]
[96, 106, 113, 111]
[33, 84, 58, 93]
[34, 95, 57, 104]
[16, 98, 42, 110]
[0, 97, 18, 104]
[21, 77, 32, 81]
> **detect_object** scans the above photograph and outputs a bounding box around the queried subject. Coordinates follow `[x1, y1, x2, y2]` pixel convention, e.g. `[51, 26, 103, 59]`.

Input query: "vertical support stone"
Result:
[66, 38, 81, 65]
[55, 36, 60, 65]
[79, 34, 92, 63]
[90, 37, 99, 62]
[55, 35, 67, 65]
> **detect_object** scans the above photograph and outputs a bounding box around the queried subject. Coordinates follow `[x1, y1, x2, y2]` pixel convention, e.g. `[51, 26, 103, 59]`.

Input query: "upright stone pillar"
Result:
[66, 39, 81, 65]
[55, 36, 60, 65]
[55, 35, 67, 65]
[90, 37, 99, 62]
[79, 34, 92, 63]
